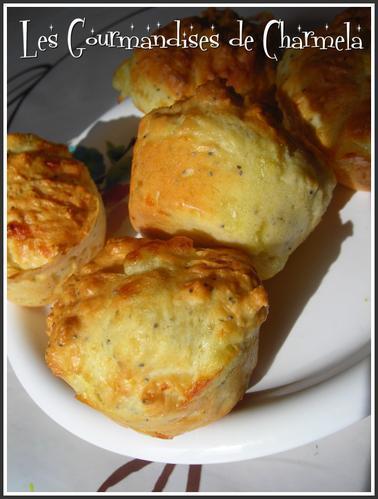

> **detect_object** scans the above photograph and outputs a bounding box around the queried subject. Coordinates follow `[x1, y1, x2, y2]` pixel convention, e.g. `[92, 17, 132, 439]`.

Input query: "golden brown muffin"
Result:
[113, 8, 276, 113]
[129, 80, 336, 280]
[276, 8, 371, 191]
[45, 236, 268, 438]
[7, 133, 106, 306]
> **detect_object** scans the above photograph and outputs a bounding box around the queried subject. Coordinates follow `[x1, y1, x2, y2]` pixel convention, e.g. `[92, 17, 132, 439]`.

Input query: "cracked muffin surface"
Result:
[45, 236, 268, 438]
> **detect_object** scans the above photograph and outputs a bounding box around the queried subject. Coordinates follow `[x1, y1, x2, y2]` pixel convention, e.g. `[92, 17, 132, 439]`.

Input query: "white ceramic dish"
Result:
[7, 98, 371, 464]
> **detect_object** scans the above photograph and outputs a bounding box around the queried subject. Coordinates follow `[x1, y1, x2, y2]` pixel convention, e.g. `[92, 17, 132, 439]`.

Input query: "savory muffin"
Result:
[7, 133, 106, 307]
[276, 7, 371, 191]
[129, 80, 336, 280]
[113, 8, 276, 113]
[45, 236, 268, 438]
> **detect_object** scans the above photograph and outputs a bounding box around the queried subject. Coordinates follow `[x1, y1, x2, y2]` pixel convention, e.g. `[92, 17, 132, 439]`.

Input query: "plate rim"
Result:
[7, 327, 370, 464]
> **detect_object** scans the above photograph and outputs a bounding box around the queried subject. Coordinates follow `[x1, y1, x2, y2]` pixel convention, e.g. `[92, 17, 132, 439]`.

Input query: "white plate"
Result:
[7, 97, 371, 464]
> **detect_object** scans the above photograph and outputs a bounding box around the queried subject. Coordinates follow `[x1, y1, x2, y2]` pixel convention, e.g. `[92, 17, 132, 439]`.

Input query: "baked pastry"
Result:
[45, 236, 268, 438]
[129, 80, 336, 280]
[7, 133, 106, 307]
[276, 7, 371, 191]
[113, 8, 276, 113]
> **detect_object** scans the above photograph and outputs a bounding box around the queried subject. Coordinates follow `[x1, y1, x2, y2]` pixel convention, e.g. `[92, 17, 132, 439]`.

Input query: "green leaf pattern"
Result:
[69, 137, 136, 191]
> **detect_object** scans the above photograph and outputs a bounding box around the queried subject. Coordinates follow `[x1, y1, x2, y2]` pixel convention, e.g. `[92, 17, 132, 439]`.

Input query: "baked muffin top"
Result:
[7, 133, 100, 277]
[276, 7, 370, 190]
[129, 80, 335, 279]
[113, 8, 277, 113]
[46, 236, 268, 434]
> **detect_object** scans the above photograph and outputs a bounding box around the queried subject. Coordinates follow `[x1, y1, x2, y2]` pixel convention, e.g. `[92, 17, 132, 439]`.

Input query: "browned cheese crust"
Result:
[45, 236, 268, 438]
[113, 8, 277, 113]
[7, 133, 106, 306]
[276, 8, 371, 191]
